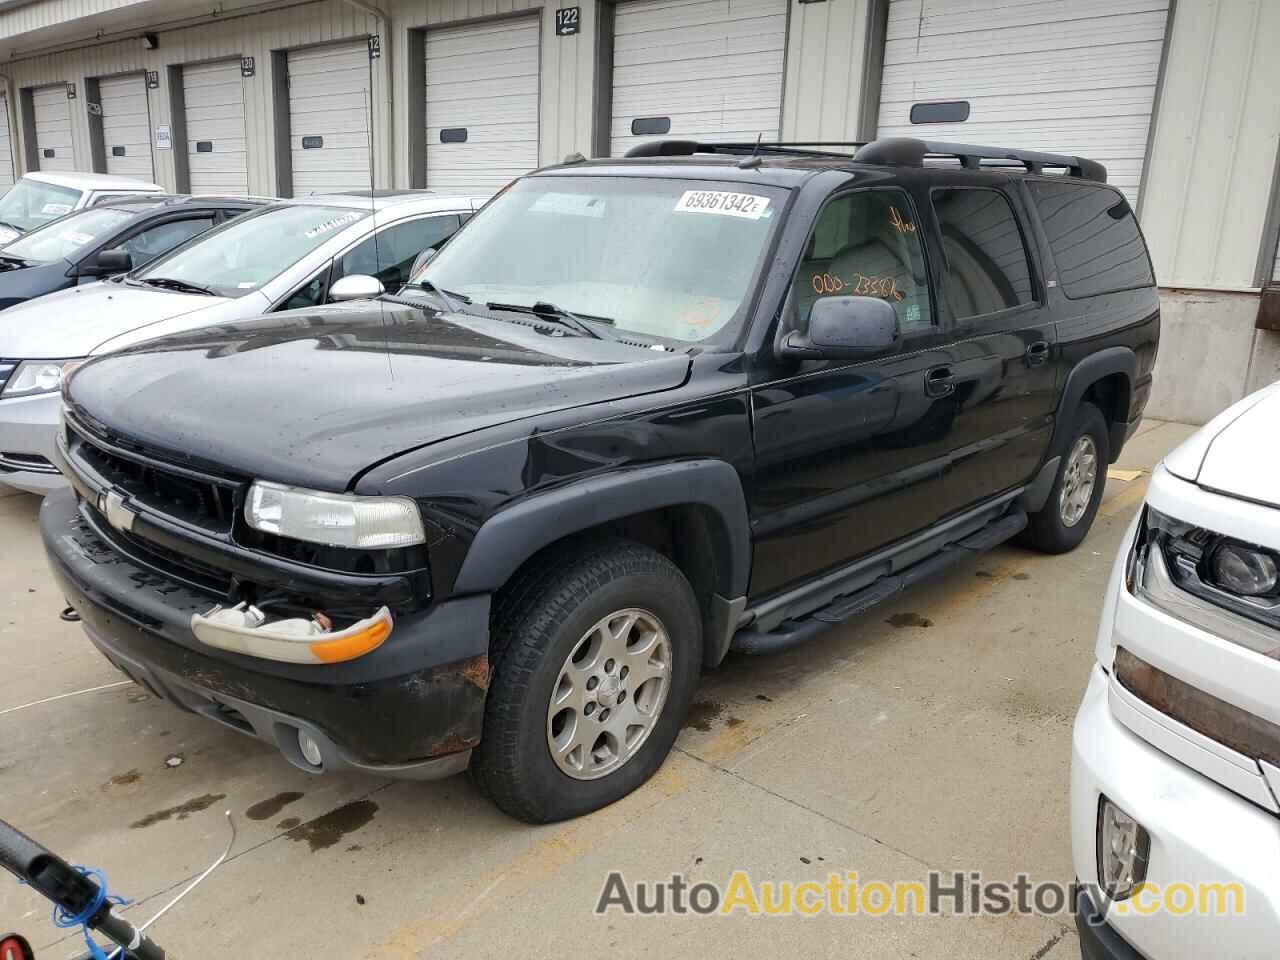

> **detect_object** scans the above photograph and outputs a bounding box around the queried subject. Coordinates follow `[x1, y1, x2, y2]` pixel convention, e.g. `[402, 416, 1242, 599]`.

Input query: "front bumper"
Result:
[1071, 665, 1280, 959]
[41, 488, 491, 778]
[0, 391, 64, 494]
[1075, 886, 1142, 960]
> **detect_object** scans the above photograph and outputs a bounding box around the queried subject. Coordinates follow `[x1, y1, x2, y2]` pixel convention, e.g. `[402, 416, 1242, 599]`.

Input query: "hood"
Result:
[0, 260, 71, 304]
[66, 302, 692, 490]
[1165, 381, 1280, 507]
[0, 225, 21, 245]
[0, 279, 249, 357]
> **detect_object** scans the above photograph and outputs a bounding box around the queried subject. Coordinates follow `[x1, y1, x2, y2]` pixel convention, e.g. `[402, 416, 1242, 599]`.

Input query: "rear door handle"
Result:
[925, 365, 955, 398]
[1026, 340, 1050, 367]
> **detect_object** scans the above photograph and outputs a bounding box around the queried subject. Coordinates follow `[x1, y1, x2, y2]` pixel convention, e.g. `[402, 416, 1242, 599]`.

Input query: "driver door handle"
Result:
[925, 365, 955, 398]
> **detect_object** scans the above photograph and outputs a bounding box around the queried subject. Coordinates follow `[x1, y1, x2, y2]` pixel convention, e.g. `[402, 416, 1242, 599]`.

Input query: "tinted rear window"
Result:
[1029, 180, 1154, 298]
[931, 187, 1035, 320]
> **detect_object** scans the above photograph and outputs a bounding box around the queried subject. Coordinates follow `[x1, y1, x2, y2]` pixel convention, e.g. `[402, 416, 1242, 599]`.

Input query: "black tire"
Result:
[1022, 402, 1109, 554]
[472, 538, 702, 823]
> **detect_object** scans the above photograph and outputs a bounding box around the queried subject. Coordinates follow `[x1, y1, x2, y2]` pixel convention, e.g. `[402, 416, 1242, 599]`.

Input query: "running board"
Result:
[731, 508, 1028, 655]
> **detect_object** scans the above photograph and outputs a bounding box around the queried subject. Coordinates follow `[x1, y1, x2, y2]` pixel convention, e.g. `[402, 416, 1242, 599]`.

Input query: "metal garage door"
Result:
[0, 96, 14, 189]
[424, 17, 540, 195]
[609, 0, 788, 157]
[288, 40, 372, 195]
[98, 74, 155, 179]
[877, 0, 1171, 204]
[183, 60, 248, 195]
[32, 85, 74, 171]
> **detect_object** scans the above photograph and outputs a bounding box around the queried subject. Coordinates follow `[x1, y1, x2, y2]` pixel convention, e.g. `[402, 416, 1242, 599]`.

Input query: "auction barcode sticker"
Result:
[674, 190, 770, 220]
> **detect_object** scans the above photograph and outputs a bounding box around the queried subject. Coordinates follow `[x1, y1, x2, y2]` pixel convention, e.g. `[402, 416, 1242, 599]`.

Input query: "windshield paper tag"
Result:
[674, 190, 769, 220]
[41, 203, 72, 215]
[303, 212, 362, 238]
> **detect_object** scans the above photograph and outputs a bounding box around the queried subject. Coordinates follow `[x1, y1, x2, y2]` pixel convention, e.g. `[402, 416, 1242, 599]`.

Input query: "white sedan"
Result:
[0, 190, 484, 493]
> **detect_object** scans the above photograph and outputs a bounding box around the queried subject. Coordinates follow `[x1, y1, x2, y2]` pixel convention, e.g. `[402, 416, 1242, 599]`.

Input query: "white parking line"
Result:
[0, 679, 133, 716]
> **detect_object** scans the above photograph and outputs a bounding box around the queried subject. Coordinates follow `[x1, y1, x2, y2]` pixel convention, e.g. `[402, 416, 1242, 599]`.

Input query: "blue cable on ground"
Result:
[49, 866, 133, 960]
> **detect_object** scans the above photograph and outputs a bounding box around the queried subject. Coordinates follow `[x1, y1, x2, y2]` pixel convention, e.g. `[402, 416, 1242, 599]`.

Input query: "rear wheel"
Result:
[1022, 402, 1109, 554]
[472, 539, 702, 823]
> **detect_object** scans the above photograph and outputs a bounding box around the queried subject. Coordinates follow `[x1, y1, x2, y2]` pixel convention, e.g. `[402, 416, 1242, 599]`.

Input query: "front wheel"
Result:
[472, 539, 702, 823]
[1022, 402, 1109, 554]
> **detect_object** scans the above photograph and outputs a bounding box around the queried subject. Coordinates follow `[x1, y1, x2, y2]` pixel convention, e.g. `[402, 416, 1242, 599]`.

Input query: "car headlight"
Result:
[1131, 507, 1280, 657]
[2, 359, 83, 399]
[244, 480, 425, 549]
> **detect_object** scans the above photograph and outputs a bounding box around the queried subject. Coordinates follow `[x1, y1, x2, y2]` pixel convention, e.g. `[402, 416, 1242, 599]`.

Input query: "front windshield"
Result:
[415, 176, 786, 344]
[0, 179, 82, 232]
[3, 206, 135, 263]
[134, 204, 370, 298]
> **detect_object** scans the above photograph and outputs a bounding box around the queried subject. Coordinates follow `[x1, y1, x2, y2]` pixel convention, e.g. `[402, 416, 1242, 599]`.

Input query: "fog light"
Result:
[298, 729, 324, 768]
[1097, 797, 1150, 901]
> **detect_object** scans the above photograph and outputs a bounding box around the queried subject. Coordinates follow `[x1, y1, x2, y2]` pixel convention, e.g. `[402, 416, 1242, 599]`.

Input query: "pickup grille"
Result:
[67, 416, 240, 534]
[0, 359, 15, 394]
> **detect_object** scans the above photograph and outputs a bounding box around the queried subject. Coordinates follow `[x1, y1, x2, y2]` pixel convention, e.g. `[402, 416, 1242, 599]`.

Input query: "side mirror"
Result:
[329, 274, 385, 302]
[780, 296, 899, 361]
[409, 247, 438, 278]
[84, 248, 132, 276]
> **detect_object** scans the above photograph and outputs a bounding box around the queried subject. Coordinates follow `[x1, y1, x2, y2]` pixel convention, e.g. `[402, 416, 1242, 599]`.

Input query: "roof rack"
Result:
[622, 136, 1106, 183]
[623, 140, 866, 160]
[853, 138, 1106, 182]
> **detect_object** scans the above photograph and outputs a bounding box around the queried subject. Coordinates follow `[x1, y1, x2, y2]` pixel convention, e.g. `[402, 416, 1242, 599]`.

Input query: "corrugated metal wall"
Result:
[5, 1, 387, 195]
[1, 0, 1277, 292]
[781, 0, 873, 142]
[1, 0, 598, 197]
[1138, 0, 1280, 290]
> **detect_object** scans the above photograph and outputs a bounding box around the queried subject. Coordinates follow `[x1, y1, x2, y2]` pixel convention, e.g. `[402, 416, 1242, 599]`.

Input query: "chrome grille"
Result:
[0, 359, 15, 394]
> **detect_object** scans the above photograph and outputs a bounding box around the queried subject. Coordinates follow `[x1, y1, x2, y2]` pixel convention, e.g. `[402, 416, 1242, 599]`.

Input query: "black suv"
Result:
[41, 138, 1159, 822]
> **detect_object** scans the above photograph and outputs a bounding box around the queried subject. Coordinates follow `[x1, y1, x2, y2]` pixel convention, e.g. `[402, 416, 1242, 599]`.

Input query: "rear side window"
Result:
[1029, 180, 1154, 298]
[931, 187, 1035, 320]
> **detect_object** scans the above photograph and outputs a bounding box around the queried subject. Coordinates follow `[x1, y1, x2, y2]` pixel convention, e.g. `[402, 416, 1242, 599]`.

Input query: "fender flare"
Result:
[452, 459, 752, 600]
[1050, 346, 1136, 458]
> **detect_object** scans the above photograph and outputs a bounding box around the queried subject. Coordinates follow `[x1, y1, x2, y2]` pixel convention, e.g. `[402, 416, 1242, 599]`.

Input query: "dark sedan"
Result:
[0, 195, 265, 310]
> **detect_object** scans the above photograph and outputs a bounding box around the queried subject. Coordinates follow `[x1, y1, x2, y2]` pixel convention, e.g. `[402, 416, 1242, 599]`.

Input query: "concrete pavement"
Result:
[0, 420, 1197, 958]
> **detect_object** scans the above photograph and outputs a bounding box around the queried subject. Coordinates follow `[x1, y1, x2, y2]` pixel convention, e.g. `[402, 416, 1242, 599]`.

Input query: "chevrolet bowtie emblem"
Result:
[98, 489, 136, 534]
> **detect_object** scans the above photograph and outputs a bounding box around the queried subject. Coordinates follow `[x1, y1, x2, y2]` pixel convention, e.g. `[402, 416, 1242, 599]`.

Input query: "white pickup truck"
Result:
[1072, 382, 1280, 959]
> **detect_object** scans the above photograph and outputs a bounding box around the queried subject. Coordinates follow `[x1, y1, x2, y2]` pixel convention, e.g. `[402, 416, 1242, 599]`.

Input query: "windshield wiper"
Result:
[139, 276, 216, 296]
[484, 301, 616, 340]
[402, 280, 471, 313]
[0, 220, 25, 234]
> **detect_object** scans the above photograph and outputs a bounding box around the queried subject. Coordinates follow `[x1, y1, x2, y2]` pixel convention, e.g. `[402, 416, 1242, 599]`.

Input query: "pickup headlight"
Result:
[2, 359, 83, 399]
[244, 481, 425, 549]
[1132, 507, 1280, 658]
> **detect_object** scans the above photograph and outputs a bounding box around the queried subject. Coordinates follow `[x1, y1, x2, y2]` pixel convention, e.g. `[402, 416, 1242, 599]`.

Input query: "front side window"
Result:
[133, 204, 370, 298]
[415, 176, 786, 344]
[120, 217, 215, 267]
[0, 179, 82, 232]
[1029, 180, 1154, 298]
[337, 214, 461, 289]
[931, 187, 1035, 320]
[793, 189, 934, 334]
[2, 206, 134, 262]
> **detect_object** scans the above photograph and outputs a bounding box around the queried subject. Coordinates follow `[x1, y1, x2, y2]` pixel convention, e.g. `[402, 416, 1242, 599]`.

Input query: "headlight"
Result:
[1132, 507, 1280, 657]
[244, 480, 425, 549]
[2, 359, 83, 399]
[1210, 542, 1278, 597]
